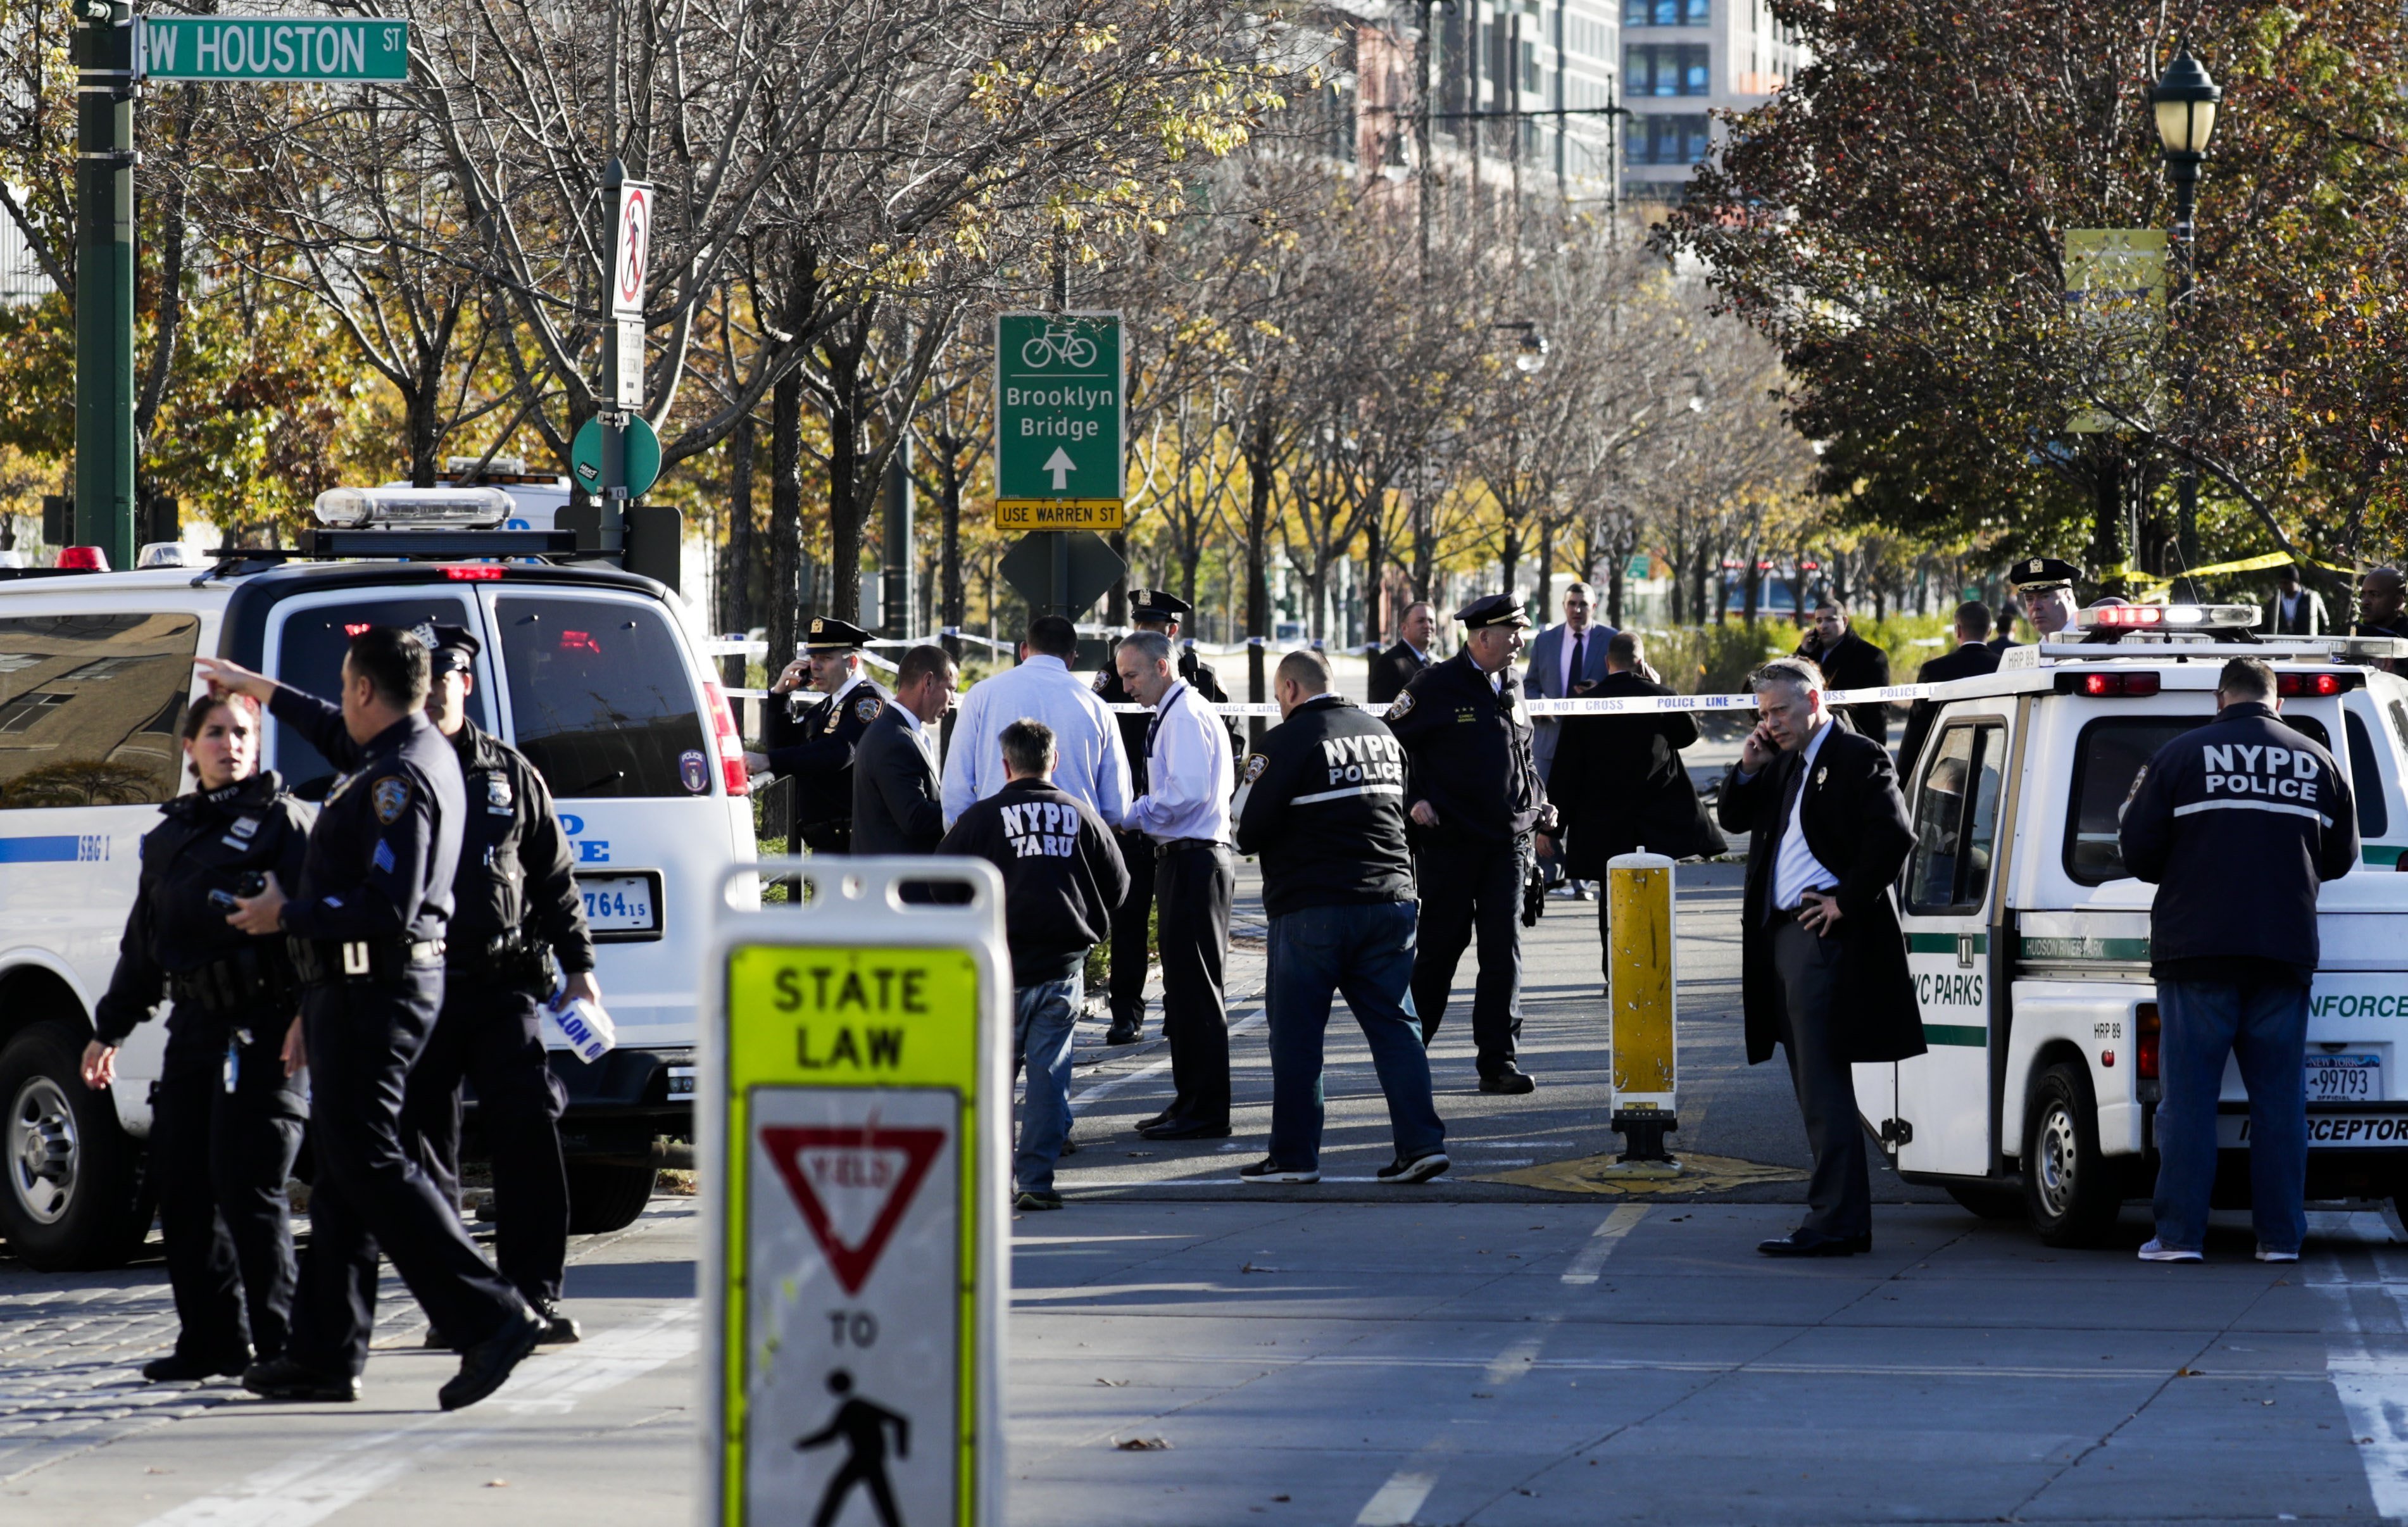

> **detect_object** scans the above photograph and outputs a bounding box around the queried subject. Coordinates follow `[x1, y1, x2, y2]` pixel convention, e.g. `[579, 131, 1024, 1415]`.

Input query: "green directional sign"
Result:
[137, 16, 411, 82]
[994, 311, 1124, 529]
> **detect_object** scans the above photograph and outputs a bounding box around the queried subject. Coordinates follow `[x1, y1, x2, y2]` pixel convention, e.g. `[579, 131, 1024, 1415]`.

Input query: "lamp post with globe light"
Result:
[2152, 50, 2222, 598]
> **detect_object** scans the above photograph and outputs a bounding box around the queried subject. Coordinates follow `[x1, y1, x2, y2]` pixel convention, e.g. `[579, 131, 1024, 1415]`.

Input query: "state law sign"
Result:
[994, 311, 1124, 531]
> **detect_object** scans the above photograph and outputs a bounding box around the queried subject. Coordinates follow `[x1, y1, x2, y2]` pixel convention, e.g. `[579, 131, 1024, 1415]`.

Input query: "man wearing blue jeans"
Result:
[1232, 650, 1446, 1185]
[938, 719, 1128, 1211]
[2121, 656, 2357, 1262]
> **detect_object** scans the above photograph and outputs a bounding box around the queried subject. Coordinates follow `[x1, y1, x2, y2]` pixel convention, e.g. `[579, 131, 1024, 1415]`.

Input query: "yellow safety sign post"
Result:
[1605, 852, 1681, 1177]
[703, 858, 1010, 1527]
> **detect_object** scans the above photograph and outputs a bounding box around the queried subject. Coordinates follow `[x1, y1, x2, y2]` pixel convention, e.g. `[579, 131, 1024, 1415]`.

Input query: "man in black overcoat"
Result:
[1793, 598, 1891, 746]
[1717, 657, 1922, 1257]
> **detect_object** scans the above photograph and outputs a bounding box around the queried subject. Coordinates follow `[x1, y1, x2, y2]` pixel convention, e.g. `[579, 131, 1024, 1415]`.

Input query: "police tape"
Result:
[1096, 684, 1940, 719]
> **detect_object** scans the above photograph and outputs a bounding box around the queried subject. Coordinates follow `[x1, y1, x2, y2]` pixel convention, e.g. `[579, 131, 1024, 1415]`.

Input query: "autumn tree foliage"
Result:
[1663, 0, 2408, 600]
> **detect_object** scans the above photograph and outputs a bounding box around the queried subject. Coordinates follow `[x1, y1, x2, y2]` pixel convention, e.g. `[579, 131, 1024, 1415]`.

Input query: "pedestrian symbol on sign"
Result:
[796, 1370, 909, 1527]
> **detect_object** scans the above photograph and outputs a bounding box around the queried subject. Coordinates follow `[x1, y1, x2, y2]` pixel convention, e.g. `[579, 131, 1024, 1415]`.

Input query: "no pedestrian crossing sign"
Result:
[994, 311, 1124, 531]
[706, 859, 1009, 1527]
[136, 16, 411, 81]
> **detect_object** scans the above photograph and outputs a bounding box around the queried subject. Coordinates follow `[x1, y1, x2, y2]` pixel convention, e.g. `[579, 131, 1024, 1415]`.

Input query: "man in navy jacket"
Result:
[2119, 657, 2357, 1263]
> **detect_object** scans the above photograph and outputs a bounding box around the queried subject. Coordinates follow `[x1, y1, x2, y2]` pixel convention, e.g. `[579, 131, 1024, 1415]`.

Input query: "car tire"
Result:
[0, 1021, 151, 1271]
[1943, 1181, 2026, 1221]
[565, 1161, 657, 1234]
[2023, 1062, 2124, 1247]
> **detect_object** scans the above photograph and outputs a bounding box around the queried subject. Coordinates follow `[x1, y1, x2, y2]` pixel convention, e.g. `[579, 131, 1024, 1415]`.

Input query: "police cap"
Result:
[803, 617, 872, 652]
[2008, 556, 2082, 594]
[1454, 593, 1533, 631]
[415, 621, 481, 676]
[1129, 589, 1194, 623]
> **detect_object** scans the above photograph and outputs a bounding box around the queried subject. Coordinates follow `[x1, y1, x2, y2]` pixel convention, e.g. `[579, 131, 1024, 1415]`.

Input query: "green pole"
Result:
[73, 0, 136, 569]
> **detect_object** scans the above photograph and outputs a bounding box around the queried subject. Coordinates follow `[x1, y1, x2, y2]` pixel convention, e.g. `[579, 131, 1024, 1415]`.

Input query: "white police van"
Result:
[0, 487, 755, 1268]
[1862, 605, 2408, 1244]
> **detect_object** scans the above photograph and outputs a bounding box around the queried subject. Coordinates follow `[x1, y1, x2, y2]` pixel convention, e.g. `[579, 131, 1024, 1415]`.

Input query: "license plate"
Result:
[578, 874, 656, 933]
[2309, 1053, 2381, 1102]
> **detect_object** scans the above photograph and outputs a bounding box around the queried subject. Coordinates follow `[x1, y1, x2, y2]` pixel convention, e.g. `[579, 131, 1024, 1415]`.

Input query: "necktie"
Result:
[1567, 629, 1583, 692]
[1771, 749, 1809, 921]
[1145, 700, 1165, 758]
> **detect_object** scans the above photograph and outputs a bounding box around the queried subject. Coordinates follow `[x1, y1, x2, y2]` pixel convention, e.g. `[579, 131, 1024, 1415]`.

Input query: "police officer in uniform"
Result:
[745, 617, 887, 854]
[202, 629, 598, 1346]
[2007, 556, 2083, 641]
[1385, 594, 1557, 1094]
[82, 690, 311, 1381]
[221, 627, 544, 1409]
[1094, 590, 1229, 1045]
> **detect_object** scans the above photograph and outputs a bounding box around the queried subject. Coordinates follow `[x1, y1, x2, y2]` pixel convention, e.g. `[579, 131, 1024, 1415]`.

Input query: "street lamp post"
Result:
[2152, 49, 2221, 600]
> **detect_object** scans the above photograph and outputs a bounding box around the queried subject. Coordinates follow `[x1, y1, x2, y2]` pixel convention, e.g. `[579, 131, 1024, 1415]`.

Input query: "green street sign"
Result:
[994, 311, 1124, 524]
[571, 415, 662, 498]
[137, 16, 411, 82]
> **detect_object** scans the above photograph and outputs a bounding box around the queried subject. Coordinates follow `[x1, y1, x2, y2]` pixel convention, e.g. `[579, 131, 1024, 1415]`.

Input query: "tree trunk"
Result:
[768, 375, 803, 672]
[828, 388, 863, 624]
[939, 436, 964, 637]
[1362, 514, 1386, 647]
[723, 415, 756, 637]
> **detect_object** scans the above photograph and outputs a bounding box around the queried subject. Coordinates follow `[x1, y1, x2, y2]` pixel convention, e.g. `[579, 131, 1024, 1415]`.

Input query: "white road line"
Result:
[1355, 1469, 1437, 1527]
[134, 1310, 696, 1527]
[1561, 1205, 1651, 1285]
[1070, 1004, 1265, 1108]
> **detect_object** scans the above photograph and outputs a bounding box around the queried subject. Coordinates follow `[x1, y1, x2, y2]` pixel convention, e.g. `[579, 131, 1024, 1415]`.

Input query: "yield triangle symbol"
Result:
[759, 1121, 946, 1296]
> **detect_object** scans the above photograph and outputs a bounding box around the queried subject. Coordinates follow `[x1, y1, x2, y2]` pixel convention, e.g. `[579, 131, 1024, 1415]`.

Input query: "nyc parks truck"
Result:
[1861, 605, 2408, 1244]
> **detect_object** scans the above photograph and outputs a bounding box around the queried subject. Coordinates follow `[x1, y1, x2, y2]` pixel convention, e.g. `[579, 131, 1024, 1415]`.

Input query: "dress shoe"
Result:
[1478, 1067, 1538, 1095]
[141, 1351, 248, 1383]
[423, 1326, 457, 1351]
[438, 1304, 548, 1412]
[1136, 1105, 1181, 1132]
[532, 1300, 582, 1345]
[242, 1355, 362, 1402]
[1756, 1229, 1871, 1257]
[1138, 1115, 1231, 1141]
[1105, 1009, 1143, 1046]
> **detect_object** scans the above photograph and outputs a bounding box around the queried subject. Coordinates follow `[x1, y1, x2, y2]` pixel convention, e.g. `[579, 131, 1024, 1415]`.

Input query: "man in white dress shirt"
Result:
[941, 615, 1131, 829]
[1113, 629, 1234, 1140]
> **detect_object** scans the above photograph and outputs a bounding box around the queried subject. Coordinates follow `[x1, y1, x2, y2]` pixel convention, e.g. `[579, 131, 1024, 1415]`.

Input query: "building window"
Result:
[1626, 44, 1710, 96]
[1625, 113, 1712, 165]
[1624, 0, 1709, 26]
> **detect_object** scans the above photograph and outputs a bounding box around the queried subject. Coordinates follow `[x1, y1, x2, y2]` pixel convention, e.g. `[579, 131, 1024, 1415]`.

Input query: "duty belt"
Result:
[169, 944, 295, 1016]
[448, 929, 554, 988]
[289, 936, 446, 986]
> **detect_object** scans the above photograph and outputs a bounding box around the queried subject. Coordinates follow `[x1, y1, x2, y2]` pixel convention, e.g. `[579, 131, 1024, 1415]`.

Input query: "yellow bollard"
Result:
[1604, 852, 1680, 1176]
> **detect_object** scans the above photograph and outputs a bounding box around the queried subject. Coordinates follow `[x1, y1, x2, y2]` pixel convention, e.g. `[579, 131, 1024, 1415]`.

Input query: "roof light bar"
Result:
[313, 486, 512, 531]
[2058, 671, 2162, 697]
[2075, 603, 2261, 631]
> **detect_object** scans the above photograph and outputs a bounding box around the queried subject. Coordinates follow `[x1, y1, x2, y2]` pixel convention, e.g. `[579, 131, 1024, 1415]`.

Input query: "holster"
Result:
[169, 943, 297, 1017]
[447, 929, 556, 992]
[289, 936, 446, 986]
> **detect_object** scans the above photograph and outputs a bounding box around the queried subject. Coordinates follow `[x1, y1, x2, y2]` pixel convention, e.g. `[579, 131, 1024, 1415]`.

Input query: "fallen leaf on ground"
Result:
[1095, 1378, 1128, 1386]
[1115, 1436, 1170, 1451]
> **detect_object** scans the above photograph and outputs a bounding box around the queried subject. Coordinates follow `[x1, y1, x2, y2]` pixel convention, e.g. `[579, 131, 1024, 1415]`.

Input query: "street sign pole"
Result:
[73, 0, 136, 569]
[705, 857, 1010, 1527]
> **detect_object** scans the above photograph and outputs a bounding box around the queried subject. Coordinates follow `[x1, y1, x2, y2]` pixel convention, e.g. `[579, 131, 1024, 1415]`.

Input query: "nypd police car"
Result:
[1860, 604, 2408, 1244]
[0, 487, 754, 1267]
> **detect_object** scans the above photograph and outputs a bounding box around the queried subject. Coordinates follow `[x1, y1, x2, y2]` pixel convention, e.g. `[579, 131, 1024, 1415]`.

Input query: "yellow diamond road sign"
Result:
[707, 860, 1009, 1527]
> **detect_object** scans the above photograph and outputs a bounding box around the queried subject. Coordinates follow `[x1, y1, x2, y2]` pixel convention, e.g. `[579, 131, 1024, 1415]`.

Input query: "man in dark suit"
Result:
[1365, 600, 1438, 707]
[1793, 598, 1891, 746]
[1895, 601, 2004, 784]
[1988, 597, 2023, 653]
[2264, 565, 2330, 636]
[1545, 632, 1726, 987]
[1523, 581, 1616, 786]
[850, 645, 956, 856]
[1717, 658, 1921, 1257]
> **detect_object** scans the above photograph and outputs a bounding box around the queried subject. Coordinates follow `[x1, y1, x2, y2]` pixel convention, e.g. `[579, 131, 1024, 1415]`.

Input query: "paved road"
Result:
[16, 851, 2408, 1523]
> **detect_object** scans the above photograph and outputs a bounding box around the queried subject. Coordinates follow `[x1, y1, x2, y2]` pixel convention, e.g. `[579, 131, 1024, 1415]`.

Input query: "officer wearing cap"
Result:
[210, 626, 597, 1339]
[201, 625, 596, 1348]
[213, 627, 544, 1410]
[2007, 556, 2083, 641]
[1384, 594, 1557, 1093]
[745, 617, 889, 854]
[1094, 589, 1230, 1046]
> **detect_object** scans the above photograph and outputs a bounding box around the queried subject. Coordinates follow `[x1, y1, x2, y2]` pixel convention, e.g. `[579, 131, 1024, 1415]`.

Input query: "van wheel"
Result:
[2023, 1062, 2123, 1247]
[0, 1021, 151, 1271]
[1944, 1182, 2026, 1221]
[566, 1162, 657, 1234]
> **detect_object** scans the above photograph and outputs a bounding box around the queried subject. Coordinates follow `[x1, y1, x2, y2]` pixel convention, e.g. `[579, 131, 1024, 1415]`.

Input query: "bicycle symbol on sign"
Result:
[1019, 322, 1098, 371]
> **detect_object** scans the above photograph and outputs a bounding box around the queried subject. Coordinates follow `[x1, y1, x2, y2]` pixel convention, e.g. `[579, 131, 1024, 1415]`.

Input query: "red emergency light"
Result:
[343, 622, 372, 637]
[57, 546, 109, 571]
[2276, 671, 2349, 698]
[2071, 672, 2161, 698]
[558, 630, 601, 654]
[442, 565, 505, 581]
[2136, 1002, 2160, 1080]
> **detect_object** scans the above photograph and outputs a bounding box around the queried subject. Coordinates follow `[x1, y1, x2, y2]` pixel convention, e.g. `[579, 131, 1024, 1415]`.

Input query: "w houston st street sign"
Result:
[137, 15, 410, 82]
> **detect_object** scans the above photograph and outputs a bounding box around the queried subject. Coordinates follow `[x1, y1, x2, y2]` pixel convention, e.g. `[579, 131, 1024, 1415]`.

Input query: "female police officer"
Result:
[80, 690, 313, 1382]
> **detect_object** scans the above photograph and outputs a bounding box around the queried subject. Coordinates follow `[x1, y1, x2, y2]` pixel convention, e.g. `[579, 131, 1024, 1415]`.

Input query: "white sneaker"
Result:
[1237, 1158, 1319, 1185]
[2138, 1238, 2204, 1262]
[2255, 1245, 2300, 1263]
